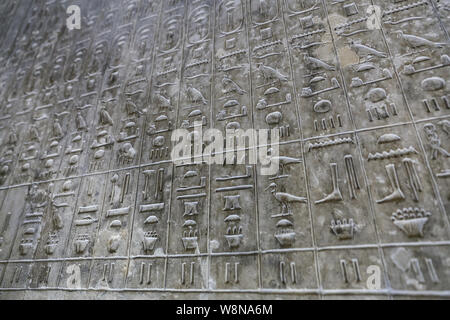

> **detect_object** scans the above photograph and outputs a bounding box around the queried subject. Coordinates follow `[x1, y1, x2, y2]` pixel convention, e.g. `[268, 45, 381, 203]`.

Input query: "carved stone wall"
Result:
[0, 0, 449, 299]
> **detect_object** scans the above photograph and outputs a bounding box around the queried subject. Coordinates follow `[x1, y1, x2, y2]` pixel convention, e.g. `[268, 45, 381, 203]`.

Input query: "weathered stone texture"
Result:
[0, 0, 449, 299]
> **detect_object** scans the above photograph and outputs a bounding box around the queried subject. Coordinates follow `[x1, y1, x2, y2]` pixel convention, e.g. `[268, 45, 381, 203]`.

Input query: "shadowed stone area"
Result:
[0, 0, 449, 299]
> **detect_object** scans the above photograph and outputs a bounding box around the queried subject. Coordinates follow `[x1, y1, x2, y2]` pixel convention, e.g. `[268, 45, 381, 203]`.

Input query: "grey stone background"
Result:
[0, 0, 449, 299]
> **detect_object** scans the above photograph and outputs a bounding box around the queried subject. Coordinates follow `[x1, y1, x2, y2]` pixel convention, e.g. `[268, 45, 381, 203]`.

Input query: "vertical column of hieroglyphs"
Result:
[125, 0, 170, 290]
[206, 0, 260, 291]
[370, 0, 450, 293]
[164, 0, 212, 291]
[253, 0, 321, 296]
[303, 0, 386, 295]
[128, 0, 183, 290]
[321, 0, 406, 296]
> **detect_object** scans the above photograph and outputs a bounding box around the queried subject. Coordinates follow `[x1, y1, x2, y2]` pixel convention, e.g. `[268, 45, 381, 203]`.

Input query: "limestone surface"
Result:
[0, 0, 449, 299]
